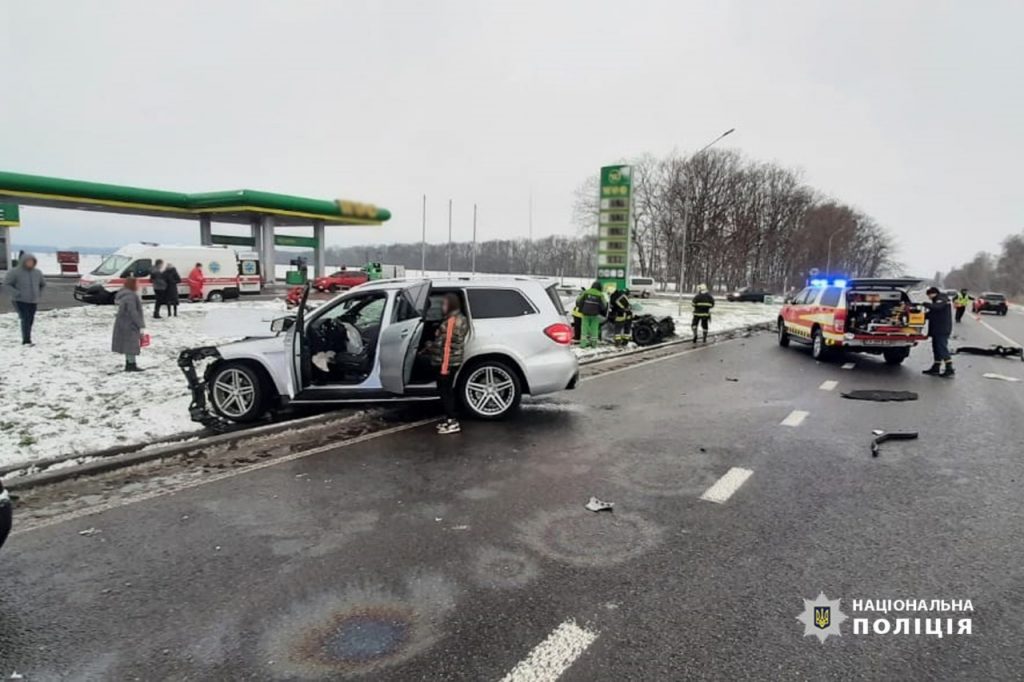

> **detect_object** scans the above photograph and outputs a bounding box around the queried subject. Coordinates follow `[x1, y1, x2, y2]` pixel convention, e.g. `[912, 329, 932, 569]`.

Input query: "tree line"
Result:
[313, 148, 902, 292]
[574, 150, 900, 291]
[943, 232, 1024, 296]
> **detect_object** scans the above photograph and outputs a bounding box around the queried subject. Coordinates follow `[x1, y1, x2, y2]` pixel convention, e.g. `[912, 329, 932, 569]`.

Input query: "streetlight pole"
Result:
[472, 203, 478, 276]
[825, 226, 847, 276]
[447, 199, 453, 277]
[677, 128, 735, 315]
[420, 194, 427, 277]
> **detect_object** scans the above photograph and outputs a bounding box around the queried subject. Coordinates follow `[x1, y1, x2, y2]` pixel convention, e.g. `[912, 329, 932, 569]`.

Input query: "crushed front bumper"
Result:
[178, 347, 225, 427]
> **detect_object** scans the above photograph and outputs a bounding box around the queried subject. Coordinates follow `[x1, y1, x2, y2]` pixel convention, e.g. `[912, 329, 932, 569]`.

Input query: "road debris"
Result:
[956, 345, 1023, 360]
[982, 373, 1021, 382]
[725, 377, 739, 382]
[871, 431, 919, 457]
[585, 496, 614, 512]
[78, 527, 102, 536]
[841, 362, 856, 370]
[842, 390, 918, 402]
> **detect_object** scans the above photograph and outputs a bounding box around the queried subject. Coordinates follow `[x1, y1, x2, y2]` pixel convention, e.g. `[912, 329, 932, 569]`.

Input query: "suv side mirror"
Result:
[271, 316, 295, 333]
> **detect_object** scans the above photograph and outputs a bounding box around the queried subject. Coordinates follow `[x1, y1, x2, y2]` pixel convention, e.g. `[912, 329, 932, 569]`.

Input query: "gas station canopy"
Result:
[0, 170, 390, 226]
[0, 170, 391, 278]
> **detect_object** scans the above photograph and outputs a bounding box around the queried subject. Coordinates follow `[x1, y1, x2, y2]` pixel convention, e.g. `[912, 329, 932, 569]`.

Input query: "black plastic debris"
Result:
[841, 390, 918, 402]
[956, 345, 1024, 361]
[585, 496, 614, 512]
[871, 431, 919, 457]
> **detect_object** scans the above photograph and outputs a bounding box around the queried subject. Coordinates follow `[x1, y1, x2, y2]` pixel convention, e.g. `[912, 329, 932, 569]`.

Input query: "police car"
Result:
[778, 277, 927, 364]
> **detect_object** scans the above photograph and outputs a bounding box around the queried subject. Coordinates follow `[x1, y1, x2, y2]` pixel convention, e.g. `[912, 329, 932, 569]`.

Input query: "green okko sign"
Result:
[596, 165, 631, 292]
[0, 203, 20, 226]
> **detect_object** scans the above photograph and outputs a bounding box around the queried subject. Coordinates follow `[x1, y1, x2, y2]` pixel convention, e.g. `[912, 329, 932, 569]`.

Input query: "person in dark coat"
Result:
[921, 286, 953, 377]
[691, 284, 715, 342]
[112, 277, 146, 372]
[3, 252, 46, 345]
[163, 264, 182, 316]
[150, 259, 167, 319]
[424, 293, 470, 434]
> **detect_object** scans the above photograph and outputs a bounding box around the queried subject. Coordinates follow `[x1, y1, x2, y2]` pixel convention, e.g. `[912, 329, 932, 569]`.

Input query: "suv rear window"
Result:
[984, 293, 1006, 301]
[467, 288, 537, 319]
[819, 287, 843, 307]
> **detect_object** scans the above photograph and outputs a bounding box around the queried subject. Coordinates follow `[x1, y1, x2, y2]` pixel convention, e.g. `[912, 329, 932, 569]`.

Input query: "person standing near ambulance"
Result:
[187, 262, 205, 302]
[150, 259, 167, 318]
[426, 293, 469, 435]
[3, 252, 45, 345]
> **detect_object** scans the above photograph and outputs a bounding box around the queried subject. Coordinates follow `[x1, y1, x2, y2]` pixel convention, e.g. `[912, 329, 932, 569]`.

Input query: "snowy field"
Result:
[1, 264, 778, 468]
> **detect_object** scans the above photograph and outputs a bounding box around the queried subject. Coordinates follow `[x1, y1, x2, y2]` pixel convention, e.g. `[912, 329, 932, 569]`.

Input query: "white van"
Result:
[628, 276, 657, 298]
[75, 243, 242, 304]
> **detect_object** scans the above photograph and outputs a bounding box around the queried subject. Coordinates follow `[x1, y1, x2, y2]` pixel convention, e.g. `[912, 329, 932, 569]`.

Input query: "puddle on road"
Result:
[470, 546, 540, 589]
[262, 572, 455, 679]
[517, 506, 664, 568]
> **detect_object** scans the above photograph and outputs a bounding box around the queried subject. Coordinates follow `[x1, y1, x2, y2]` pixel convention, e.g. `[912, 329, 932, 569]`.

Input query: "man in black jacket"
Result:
[921, 287, 953, 377]
[691, 284, 715, 342]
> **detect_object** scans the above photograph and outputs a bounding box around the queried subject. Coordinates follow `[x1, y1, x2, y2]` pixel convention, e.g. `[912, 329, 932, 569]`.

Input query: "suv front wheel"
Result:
[209, 362, 265, 422]
[458, 360, 522, 420]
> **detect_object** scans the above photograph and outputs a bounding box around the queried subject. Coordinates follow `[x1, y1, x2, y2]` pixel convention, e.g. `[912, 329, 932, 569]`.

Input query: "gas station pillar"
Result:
[199, 214, 212, 245]
[259, 215, 276, 284]
[313, 220, 326, 277]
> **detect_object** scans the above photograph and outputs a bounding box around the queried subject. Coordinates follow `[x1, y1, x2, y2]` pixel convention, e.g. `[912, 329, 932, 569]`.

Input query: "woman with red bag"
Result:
[112, 277, 147, 372]
[187, 262, 205, 303]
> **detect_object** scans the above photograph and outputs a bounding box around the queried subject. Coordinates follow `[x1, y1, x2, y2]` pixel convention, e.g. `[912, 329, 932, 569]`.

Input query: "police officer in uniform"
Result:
[691, 284, 715, 342]
[575, 281, 608, 349]
[953, 288, 972, 324]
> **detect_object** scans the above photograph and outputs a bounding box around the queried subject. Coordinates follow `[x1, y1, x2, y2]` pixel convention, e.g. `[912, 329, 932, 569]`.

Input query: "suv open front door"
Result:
[378, 281, 431, 395]
[287, 283, 312, 398]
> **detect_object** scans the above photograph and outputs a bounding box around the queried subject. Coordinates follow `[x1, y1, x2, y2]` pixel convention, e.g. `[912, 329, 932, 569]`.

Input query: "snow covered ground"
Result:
[0, 275, 778, 468]
[0, 299, 289, 469]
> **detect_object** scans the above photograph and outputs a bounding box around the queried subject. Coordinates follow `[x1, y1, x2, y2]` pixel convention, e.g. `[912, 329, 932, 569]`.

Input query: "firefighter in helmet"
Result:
[691, 284, 715, 342]
[607, 287, 634, 346]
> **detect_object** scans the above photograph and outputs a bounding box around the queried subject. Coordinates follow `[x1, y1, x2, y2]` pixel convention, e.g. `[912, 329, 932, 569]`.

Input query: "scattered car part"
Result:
[841, 390, 918, 402]
[0, 478, 11, 551]
[871, 431, 919, 457]
[585, 496, 614, 512]
[982, 373, 1021, 382]
[956, 345, 1023, 361]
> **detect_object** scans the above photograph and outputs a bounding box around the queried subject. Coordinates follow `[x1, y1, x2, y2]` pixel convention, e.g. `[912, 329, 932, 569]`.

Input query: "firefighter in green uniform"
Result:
[953, 288, 972, 324]
[576, 281, 608, 348]
[691, 283, 715, 342]
[607, 288, 633, 346]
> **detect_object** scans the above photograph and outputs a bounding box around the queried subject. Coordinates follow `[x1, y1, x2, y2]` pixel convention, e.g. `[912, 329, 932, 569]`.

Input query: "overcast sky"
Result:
[2, 0, 1020, 275]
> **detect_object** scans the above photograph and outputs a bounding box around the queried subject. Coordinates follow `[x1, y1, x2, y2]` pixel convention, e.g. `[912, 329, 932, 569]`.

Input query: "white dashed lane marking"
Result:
[501, 620, 598, 682]
[819, 380, 839, 391]
[780, 410, 809, 427]
[700, 467, 754, 504]
[974, 316, 1023, 347]
[841, 362, 856, 370]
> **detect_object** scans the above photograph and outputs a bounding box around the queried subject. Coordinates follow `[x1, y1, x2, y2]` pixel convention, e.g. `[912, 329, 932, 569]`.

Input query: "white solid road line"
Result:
[841, 362, 856, 370]
[819, 380, 839, 391]
[780, 410, 809, 427]
[700, 467, 754, 504]
[974, 315, 1023, 347]
[501, 620, 599, 682]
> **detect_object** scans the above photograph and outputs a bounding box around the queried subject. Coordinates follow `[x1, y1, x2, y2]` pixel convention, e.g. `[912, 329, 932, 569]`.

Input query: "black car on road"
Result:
[727, 286, 771, 302]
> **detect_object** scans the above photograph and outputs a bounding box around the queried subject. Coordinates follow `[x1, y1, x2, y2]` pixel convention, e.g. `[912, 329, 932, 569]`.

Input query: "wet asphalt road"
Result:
[2, 312, 1024, 680]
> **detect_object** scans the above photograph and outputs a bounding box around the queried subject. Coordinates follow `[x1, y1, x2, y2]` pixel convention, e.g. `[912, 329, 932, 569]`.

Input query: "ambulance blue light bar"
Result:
[810, 278, 848, 288]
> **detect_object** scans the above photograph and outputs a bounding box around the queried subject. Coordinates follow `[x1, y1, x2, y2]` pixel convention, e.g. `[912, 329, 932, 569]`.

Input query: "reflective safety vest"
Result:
[692, 292, 715, 318]
[955, 293, 970, 307]
[577, 288, 607, 317]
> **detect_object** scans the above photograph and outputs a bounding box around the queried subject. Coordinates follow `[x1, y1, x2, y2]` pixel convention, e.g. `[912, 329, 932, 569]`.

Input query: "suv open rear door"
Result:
[379, 281, 431, 395]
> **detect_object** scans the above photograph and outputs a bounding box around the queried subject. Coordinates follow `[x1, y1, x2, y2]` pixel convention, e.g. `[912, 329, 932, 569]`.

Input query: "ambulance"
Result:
[74, 243, 243, 304]
[778, 277, 928, 365]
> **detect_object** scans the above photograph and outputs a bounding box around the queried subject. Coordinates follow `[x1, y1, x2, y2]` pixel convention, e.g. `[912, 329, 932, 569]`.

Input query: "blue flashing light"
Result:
[810, 277, 848, 288]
